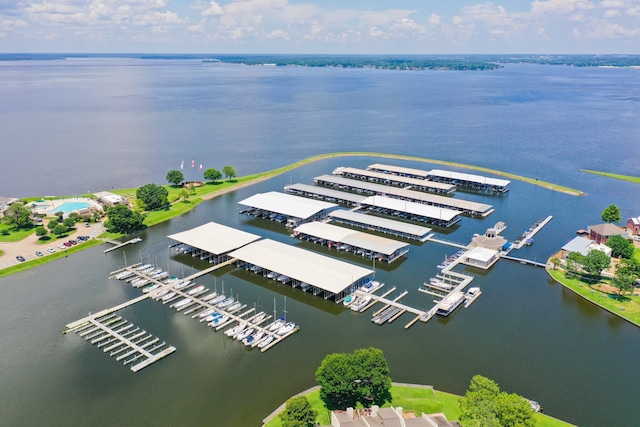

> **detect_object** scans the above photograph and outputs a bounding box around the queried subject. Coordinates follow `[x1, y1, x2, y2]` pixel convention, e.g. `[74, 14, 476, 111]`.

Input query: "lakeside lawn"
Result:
[547, 267, 640, 326]
[263, 385, 573, 427]
[0, 223, 35, 243]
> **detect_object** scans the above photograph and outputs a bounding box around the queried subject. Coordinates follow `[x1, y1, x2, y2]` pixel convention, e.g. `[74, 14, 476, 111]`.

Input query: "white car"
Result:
[47, 247, 55, 253]
[58, 244, 67, 250]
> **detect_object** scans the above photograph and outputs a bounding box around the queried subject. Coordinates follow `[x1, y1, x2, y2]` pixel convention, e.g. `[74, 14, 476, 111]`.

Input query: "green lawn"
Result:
[264, 385, 573, 427]
[579, 169, 640, 184]
[0, 223, 35, 242]
[547, 268, 640, 326]
[0, 239, 103, 278]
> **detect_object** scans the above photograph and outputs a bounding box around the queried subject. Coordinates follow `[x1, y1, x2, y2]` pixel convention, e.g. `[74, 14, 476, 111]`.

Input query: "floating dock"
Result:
[103, 237, 142, 253]
[67, 314, 175, 372]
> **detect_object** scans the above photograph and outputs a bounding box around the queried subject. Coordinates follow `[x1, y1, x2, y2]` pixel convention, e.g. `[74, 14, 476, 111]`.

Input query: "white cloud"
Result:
[577, 19, 640, 38]
[201, 1, 224, 17]
[603, 9, 619, 17]
[531, 0, 594, 14]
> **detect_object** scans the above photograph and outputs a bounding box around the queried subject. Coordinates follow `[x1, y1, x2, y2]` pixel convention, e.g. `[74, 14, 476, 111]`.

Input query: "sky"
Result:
[0, 0, 638, 54]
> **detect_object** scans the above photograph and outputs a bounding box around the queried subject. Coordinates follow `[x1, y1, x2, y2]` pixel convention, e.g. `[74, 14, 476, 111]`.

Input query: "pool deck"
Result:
[31, 197, 103, 215]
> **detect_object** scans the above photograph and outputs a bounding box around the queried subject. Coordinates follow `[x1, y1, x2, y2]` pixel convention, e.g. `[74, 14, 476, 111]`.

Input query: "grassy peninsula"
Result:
[579, 169, 640, 185]
[263, 384, 574, 427]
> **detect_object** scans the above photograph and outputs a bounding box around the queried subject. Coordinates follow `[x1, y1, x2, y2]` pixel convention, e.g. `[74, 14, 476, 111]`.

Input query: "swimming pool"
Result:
[48, 201, 93, 214]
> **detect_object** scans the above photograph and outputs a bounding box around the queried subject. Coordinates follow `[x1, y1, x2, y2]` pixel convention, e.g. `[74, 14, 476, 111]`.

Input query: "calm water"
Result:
[0, 58, 639, 426]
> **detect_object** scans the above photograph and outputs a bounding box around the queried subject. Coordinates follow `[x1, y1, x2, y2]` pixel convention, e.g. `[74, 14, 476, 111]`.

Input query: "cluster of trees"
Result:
[315, 347, 392, 410]
[136, 183, 169, 211]
[2, 202, 32, 230]
[459, 375, 536, 427]
[565, 249, 611, 281]
[279, 396, 317, 427]
[606, 235, 640, 298]
[165, 165, 237, 186]
[104, 205, 145, 234]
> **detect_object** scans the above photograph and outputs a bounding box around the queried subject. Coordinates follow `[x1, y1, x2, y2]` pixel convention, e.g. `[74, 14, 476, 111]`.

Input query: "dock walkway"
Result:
[512, 215, 553, 250]
[103, 237, 142, 253]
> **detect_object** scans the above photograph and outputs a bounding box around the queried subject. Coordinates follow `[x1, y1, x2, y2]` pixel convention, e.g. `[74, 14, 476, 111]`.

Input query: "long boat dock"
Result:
[103, 237, 142, 253]
[70, 314, 175, 372]
[500, 255, 548, 268]
[184, 258, 238, 281]
[426, 236, 469, 250]
[512, 215, 553, 250]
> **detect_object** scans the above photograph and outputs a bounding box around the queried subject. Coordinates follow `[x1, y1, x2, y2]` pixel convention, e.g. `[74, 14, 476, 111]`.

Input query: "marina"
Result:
[333, 166, 456, 195]
[284, 183, 367, 206]
[328, 209, 433, 242]
[238, 191, 338, 228]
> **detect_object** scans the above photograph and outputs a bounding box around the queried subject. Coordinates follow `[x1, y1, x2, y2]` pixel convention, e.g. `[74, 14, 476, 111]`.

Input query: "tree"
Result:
[203, 168, 222, 182]
[601, 204, 621, 223]
[279, 396, 317, 427]
[35, 226, 48, 237]
[612, 259, 639, 298]
[3, 202, 32, 229]
[104, 205, 145, 234]
[47, 219, 58, 231]
[549, 257, 561, 270]
[582, 249, 611, 278]
[222, 165, 236, 181]
[460, 375, 535, 427]
[136, 183, 169, 211]
[63, 217, 76, 229]
[606, 235, 634, 259]
[53, 224, 68, 237]
[315, 347, 392, 410]
[166, 169, 184, 186]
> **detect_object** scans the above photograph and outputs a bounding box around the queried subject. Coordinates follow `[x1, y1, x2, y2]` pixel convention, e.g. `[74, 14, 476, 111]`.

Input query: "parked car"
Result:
[83, 222, 90, 227]
[68, 239, 77, 245]
[58, 244, 67, 249]
[16, 255, 25, 262]
[47, 247, 55, 253]
[35, 251, 43, 257]
[63, 242, 72, 247]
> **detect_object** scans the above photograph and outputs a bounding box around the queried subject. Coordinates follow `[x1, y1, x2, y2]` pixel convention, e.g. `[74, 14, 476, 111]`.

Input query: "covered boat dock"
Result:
[238, 191, 338, 227]
[228, 239, 374, 301]
[333, 166, 455, 195]
[293, 221, 410, 263]
[360, 195, 461, 228]
[284, 183, 367, 206]
[313, 174, 493, 217]
[328, 209, 433, 242]
[367, 163, 432, 180]
[168, 222, 261, 264]
[428, 169, 510, 193]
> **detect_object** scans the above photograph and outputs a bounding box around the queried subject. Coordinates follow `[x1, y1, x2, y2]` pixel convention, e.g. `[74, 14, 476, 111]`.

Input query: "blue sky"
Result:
[0, 0, 638, 53]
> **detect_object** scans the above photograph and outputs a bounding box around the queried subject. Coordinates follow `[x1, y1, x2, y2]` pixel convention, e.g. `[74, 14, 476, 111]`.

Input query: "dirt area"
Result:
[0, 221, 105, 270]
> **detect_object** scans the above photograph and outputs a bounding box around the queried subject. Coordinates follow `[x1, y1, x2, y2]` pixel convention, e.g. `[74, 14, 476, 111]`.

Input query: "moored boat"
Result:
[162, 292, 176, 301]
[277, 322, 296, 336]
[142, 284, 159, 293]
[217, 297, 234, 308]
[174, 298, 192, 309]
[235, 327, 254, 341]
[343, 294, 355, 307]
[187, 285, 205, 295]
[350, 295, 372, 312]
[257, 334, 275, 349]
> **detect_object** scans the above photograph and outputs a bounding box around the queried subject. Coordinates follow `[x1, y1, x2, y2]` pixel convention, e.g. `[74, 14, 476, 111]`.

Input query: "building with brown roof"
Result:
[588, 223, 628, 244]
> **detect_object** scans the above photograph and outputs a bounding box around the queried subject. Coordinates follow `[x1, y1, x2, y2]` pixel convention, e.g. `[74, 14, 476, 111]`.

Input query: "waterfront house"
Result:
[560, 236, 612, 259]
[331, 406, 456, 427]
[94, 191, 128, 208]
[627, 216, 640, 235]
[587, 223, 627, 245]
[0, 196, 19, 218]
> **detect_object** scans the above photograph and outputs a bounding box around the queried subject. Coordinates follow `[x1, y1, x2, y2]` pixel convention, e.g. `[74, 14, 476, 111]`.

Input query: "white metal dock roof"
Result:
[429, 169, 510, 188]
[328, 210, 432, 237]
[168, 222, 261, 255]
[314, 175, 493, 215]
[284, 183, 367, 204]
[228, 239, 373, 294]
[294, 222, 409, 256]
[361, 195, 460, 222]
[335, 167, 455, 192]
[367, 163, 432, 179]
[238, 191, 338, 219]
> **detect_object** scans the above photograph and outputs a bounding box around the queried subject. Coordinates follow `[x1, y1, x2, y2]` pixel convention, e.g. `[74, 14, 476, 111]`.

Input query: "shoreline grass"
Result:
[579, 169, 640, 184]
[263, 384, 574, 427]
[546, 265, 640, 327]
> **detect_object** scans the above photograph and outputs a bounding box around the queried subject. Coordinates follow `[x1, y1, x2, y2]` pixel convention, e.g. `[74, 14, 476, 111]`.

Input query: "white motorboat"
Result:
[217, 297, 234, 308]
[243, 330, 264, 346]
[268, 317, 285, 332]
[343, 294, 355, 307]
[162, 292, 176, 301]
[201, 291, 218, 301]
[174, 279, 191, 289]
[225, 322, 246, 337]
[235, 327, 254, 341]
[209, 294, 226, 305]
[152, 288, 170, 299]
[208, 315, 229, 327]
[350, 295, 372, 312]
[198, 308, 217, 318]
[174, 298, 192, 309]
[142, 284, 159, 293]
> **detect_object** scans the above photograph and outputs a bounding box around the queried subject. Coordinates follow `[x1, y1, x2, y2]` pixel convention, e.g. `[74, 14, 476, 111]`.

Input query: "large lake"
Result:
[0, 58, 639, 426]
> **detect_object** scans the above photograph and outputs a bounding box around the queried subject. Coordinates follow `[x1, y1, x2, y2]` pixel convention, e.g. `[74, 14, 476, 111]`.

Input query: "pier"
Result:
[500, 255, 548, 268]
[68, 313, 175, 372]
[511, 215, 553, 250]
[103, 237, 142, 253]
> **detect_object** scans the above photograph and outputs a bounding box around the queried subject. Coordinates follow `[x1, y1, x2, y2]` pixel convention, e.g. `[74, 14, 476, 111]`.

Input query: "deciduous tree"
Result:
[136, 183, 169, 211]
[35, 226, 48, 237]
[3, 202, 32, 229]
[203, 168, 222, 182]
[582, 249, 611, 278]
[606, 235, 634, 259]
[601, 204, 621, 223]
[104, 205, 145, 234]
[279, 396, 317, 427]
[166, 169, 184, 186]
[222, 165, 236, 180]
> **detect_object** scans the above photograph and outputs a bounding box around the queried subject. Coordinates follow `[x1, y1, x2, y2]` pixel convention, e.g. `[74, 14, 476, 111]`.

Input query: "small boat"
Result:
[258, 334, 275, 349]
[236, 327, 254, 341]
[198, 308, 217, 318]
[152, 288, 170, 299]
[266, 271, 278, 280]
[204, 312, 223, 322]
[187, 285, 205, 295]
[209, 294, 226, 305]
[142, 284, 159, 293]
[201, 291, 218, 301]
[116, 270, 135, 280]
[174, 298, 192, 309]
[424, 278, 453, 291]
[225, 323, 246, 337]
[225, 301, 242, 312]
[277, 322, 296, 336]
[350, 295, 372, 312]
[174, 279, 191, 289]
[464, 287, 482, 308]
[251, 312, 266, 324]
[343, 294, 355, 307]
[135, 263, 152, 271]
[525, 238, 534, 246]
[360, 280, 383, 293]
[217, 297, 234, 308]
[268, 317, 285, 332]
[209, 315, 229, 327]
[243, 330, 264, 346]
[162, 292, 176, 301]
